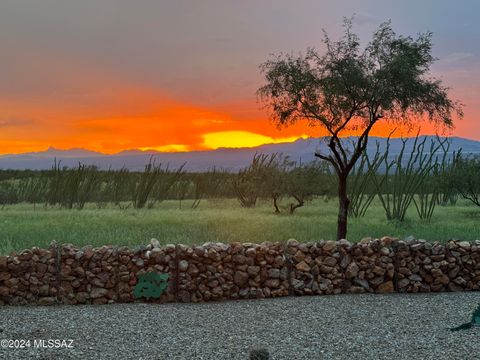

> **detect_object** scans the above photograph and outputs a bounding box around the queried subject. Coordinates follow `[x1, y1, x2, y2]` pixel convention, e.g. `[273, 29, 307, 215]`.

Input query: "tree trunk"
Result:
[337, 173, 350, 240]
[273, 195, 280, 213]
[289, 196, 304, 214]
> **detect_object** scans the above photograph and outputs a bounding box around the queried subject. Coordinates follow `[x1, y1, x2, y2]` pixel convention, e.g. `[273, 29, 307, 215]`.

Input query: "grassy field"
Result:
[0, 198, 479, 254]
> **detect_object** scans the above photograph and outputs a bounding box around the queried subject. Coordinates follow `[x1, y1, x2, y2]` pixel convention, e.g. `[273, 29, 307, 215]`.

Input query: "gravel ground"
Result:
[1, 292, 480, 359]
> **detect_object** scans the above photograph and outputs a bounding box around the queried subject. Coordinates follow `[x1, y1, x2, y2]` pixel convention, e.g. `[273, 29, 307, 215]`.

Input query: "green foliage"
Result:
[453, 155, 480, 207]
[232, 153, 331, 213]
[133, 272, 169, 300]
[284, 160, 330, 214]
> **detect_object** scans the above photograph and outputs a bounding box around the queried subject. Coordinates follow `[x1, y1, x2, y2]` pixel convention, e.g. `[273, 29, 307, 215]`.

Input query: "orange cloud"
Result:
[0, 51, 466, 155]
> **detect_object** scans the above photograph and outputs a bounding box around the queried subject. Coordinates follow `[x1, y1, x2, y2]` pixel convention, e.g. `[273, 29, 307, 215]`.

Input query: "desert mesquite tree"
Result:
[258, 18, 462, 240]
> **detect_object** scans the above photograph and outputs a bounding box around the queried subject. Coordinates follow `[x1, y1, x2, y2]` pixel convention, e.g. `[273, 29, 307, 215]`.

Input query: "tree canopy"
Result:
[258, 18, 462, 175]
[257, 18, 463, 240]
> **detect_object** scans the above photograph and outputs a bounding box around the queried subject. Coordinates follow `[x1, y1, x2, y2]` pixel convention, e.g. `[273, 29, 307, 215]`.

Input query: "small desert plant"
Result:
[249, 347, 269, 360]
[450, 304, 480, 331]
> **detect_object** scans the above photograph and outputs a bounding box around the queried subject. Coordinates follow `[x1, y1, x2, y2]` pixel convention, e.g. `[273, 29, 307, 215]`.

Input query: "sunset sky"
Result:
[0, 0, 479, 154]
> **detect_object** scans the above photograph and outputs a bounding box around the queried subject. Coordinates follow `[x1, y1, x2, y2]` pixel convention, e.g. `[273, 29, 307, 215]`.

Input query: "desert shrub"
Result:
[232, 153, 275, 208]
[453, 155, 480, 207]
[284, 160, 329, 214]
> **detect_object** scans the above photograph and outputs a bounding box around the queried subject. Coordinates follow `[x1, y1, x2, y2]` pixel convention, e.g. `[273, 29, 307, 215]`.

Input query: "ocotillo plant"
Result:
[348, 142, 384, 218]
[232, 153, 277, 208]
[190, 167, 225, 209]
[131, 159, 185, 209]
[43, 161, 100, 209]
[148, 163, 185, 208]
[74, 164, 101, 209]
[105, 166, 133, 209]
[170, 179, 192, 209]
[370, 135, 448, 222]
[61, 163, 100, 209]
[45, 158, 64, 207]
[18, 175, 49, 209]
[413, 137, 456, 220]
[132, 159, 163, 209]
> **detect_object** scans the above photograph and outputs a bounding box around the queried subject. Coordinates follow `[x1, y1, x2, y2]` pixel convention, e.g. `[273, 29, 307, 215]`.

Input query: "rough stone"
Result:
[292, 279, 304, 290]
[38, 297, 56, 306]
[150, 238, 161, 248]
[323, 241, 336, 252]
[178, 290, 191, 303]
[323, 257, 337, 267]
[265, 279, 280, 288]
[90, 287, 108, 299]
[178, 260, 189, 272]
[268, 268, 281, 279]
[234, 271, 249, 287]
[286, 238, 299, 247]
[346, 262, 359, 279]
[377, 281, 394, 294]
[295, 261, 311, 272]
[293, 251, 306, 262]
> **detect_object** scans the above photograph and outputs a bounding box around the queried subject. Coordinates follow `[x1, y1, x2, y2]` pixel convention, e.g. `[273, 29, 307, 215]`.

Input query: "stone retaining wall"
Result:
[1, 237, 480, 306]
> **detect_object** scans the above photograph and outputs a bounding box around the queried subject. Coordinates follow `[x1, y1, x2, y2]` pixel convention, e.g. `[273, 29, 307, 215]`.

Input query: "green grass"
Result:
[0, 198, 479, 254]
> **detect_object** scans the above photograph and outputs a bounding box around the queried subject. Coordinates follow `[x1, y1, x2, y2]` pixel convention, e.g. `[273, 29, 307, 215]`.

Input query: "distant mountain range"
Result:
[1, 136, 479, 172]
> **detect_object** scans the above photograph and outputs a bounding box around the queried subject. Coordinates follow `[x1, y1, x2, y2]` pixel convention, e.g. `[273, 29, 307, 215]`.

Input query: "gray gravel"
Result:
[1, 292, 480, 359]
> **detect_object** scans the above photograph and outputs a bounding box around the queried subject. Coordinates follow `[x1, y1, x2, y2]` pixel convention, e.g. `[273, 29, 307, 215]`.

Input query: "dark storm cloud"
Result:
[0, 0, 478, 105]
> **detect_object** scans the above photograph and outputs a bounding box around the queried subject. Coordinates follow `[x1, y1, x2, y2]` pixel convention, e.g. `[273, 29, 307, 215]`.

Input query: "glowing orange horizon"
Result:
[0, 118, 451, 156]
[0, 56, 468, 156]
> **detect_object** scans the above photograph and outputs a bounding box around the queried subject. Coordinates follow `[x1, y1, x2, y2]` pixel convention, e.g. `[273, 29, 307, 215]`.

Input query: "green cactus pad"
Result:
[134, 272, 169, 300]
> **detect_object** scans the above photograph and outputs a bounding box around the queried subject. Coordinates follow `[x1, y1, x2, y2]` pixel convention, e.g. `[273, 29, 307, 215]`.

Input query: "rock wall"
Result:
[1, 237, 480, 306]
[176, 242, 288, 302]
[394, 239, 480, 293]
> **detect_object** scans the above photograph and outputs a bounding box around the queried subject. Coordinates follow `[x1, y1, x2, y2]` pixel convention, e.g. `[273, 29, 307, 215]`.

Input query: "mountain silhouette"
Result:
[0, 136, 479, 171]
